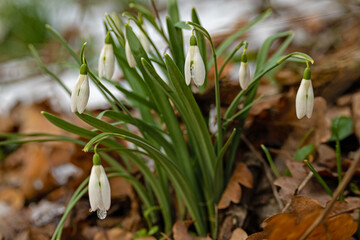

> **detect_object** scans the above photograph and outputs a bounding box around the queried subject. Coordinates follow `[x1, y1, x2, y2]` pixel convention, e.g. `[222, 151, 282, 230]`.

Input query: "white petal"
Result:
[99, 166, 111, 210]
[104, 44, 115, 79]
[139, 31, 150, 52]
[306, 80, 314, 118]
[296, 79, 307, 119]
[76, 75, 89, 114]
[125, 40, 136, 68]
[89, 166, 101, 212]
[98, 45, 106, 78]
[193, 47, 205, 86]
[70, 74, 87, 113]
[184, 48, 193, 85]
[239, 62, 250, 90]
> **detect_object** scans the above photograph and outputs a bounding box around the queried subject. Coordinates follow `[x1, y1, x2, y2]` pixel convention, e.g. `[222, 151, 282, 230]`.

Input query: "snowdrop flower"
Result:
[125, 39, 136, 68]
[98, 32, 114, 79]
[239, 52, 251, 90]
[139, 29, 150, 52]
[89, 153, 111, 220]
[184, 35, 205, 86]
[296, 67, 314, 119]
[70, 64, 89, 114]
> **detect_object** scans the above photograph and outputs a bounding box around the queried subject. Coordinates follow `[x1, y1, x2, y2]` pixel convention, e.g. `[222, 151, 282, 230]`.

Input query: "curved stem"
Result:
[218, 41, 248, 77]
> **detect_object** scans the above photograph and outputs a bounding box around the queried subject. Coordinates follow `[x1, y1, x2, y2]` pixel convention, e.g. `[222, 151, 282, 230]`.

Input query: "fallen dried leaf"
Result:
[230, 228, 248, 240]
[173, 221, 211, 240]
[218, 163, 253, 209]
[93, 228, 133, 240]
[247, 196, 358, 240]
[0, 188, 24, 210]
[352, 92, 360, 141]
[274, 160, 332, 206]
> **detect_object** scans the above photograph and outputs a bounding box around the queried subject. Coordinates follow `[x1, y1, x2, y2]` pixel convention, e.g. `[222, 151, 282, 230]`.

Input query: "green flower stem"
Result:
[223, 95, 263, 128]
[334, 118, 344, 201]
[29, 44, 71, 95]
[218, 41, 248, 77]
[129, 2, 169, 43]
[225, 52, 313, 181]
[122, 12, 165, 65]
[104, 13, 125, 45]
[46, 24, 79, 64]
[297, 128, 314, 149]
[261, 144, 280, 178]
[304, 160, 333, 197]
[187, 21, 222, 154]
[87, 70, 130, 114]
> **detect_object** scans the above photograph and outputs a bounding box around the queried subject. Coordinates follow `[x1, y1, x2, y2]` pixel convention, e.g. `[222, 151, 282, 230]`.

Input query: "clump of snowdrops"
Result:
[20, 1, 315, 239]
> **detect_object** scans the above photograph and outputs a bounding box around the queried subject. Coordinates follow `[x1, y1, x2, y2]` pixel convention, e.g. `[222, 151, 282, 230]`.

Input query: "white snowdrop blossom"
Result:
[296, 67, 314, 119]
[139, 30, 150, 52]
[98, 33, 115, 79]
[184, 35, 205, 87]
[70, 64, 89, 114]
[125, 40, 136, 68]
[88, 153, 111, 220]
[239, 52, 251, 90]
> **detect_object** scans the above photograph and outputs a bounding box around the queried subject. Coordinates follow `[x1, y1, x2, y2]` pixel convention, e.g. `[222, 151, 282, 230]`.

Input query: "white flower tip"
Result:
[239, 62, 250, 90]
[125, 40, 136, 68]
[184, 46, 205, 87]
[296, 79, 314, 119]
[71, 74, 89, 113]
[98, 44, 114, 79]
[88, 165, 111, 219]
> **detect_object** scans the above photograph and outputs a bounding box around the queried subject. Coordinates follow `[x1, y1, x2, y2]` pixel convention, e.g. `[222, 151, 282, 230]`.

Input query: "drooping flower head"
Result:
[239, 51, 251, 90]
[184, 35, 205, 87]
[98, 32, 115, 79]
[88, 153, 111, 220]
[296, 67, 314, 119]
[70, 64, 89, 114]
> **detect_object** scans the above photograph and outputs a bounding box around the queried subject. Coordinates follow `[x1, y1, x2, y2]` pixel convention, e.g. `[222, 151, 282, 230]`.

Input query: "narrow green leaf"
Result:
[167, 0, 180, 23]
[45, 24, 80, 65]
[174, 21, 191, 30]
[29, 44, 71, 95]
[214, 129, 237, 202]
[166, 17, 185, 72]
[294, 144, 315, 161]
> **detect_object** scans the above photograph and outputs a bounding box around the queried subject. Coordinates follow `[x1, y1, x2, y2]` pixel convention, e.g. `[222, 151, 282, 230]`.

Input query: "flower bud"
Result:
[184, 35, 205, 86]
[296, 67, 314, 119]
[71, 64, 89, 114]
[125, 40, 136, 68]
[139, 29, 150, 52]
[98, 32, 115, 79]
[239, 52, 251, 90]
[89, 153, 111, 220]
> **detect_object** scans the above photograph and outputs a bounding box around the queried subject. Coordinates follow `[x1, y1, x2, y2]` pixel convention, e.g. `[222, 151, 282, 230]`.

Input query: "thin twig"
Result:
[282, 172, 313, 213]
[241, 135, 284, 209]
[299, 150, 360, 240]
